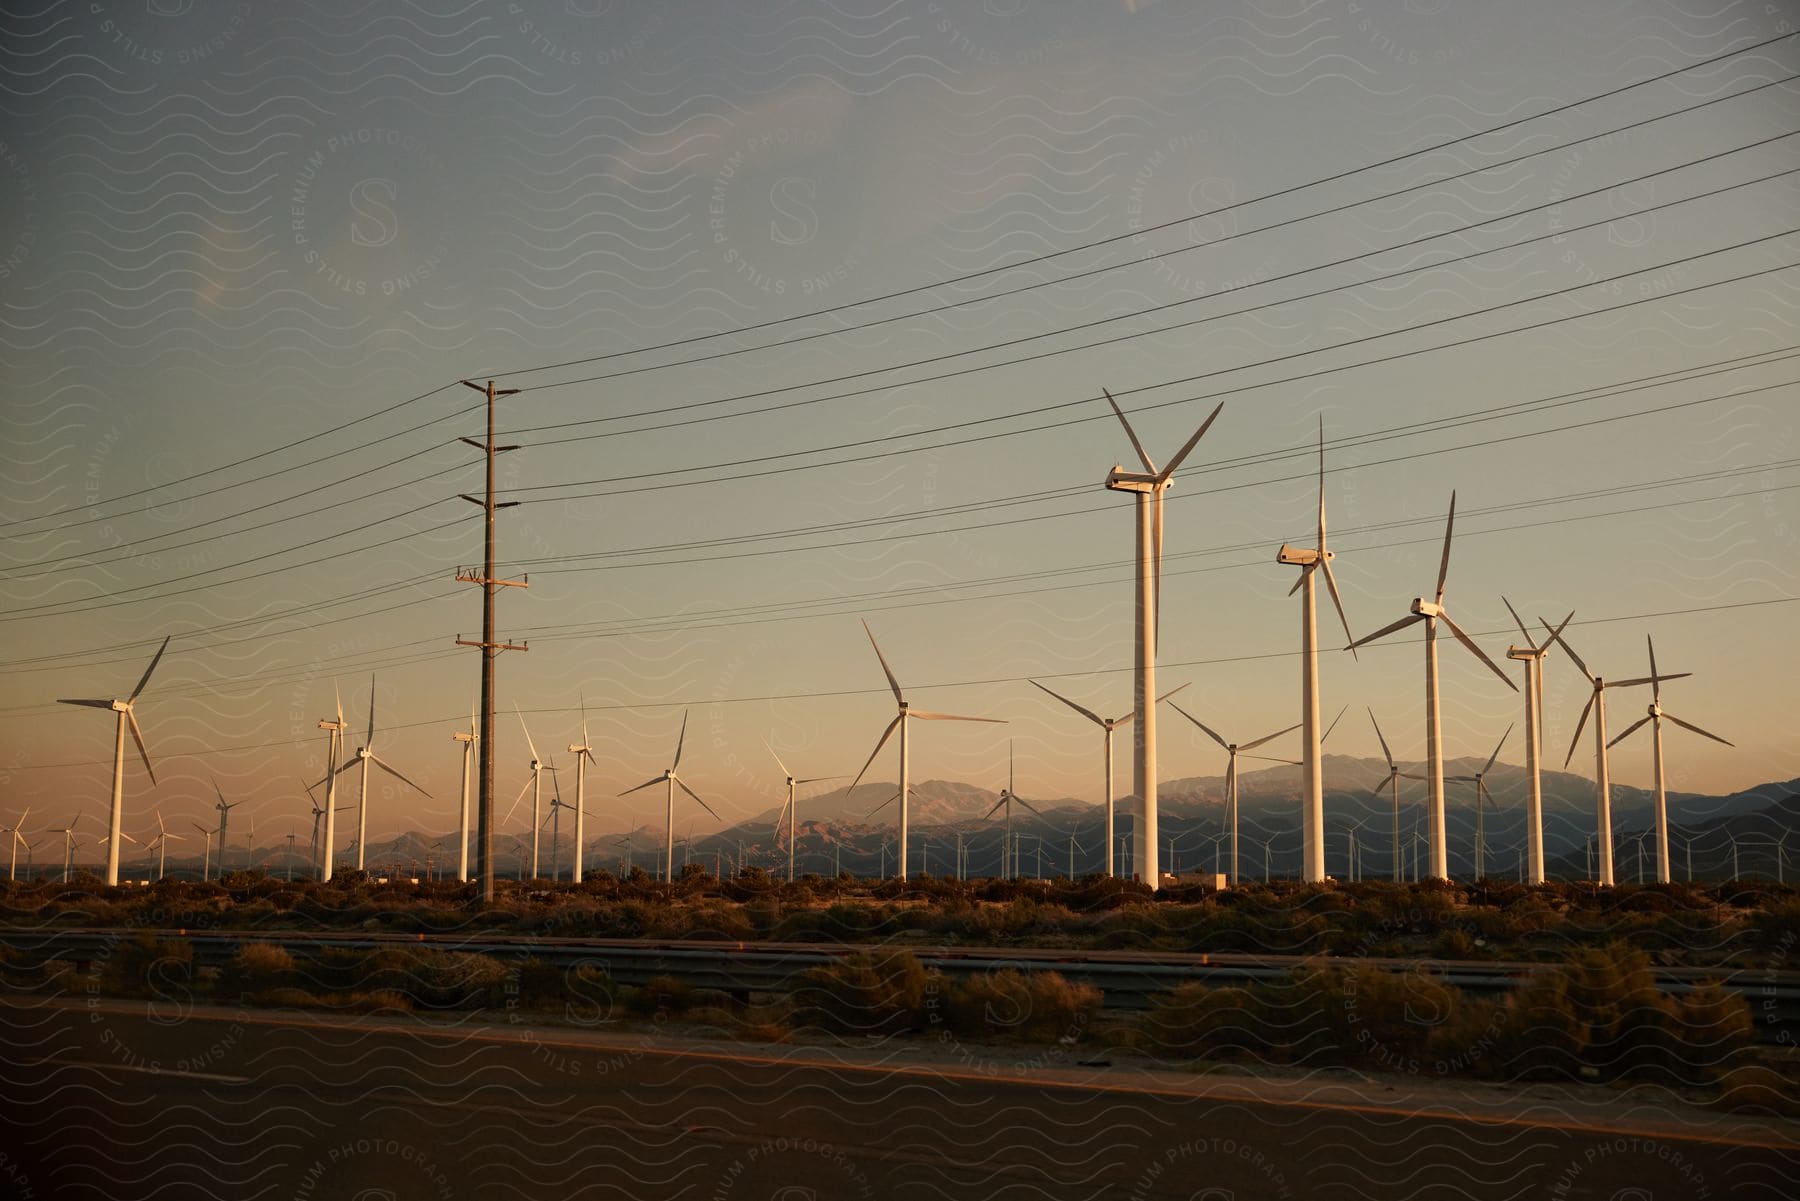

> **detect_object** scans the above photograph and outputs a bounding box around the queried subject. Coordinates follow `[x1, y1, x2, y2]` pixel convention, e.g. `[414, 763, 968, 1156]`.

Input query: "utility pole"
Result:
[456, 379, 527, 905]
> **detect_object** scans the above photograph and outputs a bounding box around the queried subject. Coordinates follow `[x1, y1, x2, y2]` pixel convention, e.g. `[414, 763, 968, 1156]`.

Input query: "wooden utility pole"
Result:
[456, 379, 527, 903]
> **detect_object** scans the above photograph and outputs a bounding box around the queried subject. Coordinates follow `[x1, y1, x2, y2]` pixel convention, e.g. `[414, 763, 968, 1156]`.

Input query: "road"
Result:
[2, 996, 1794, 1200]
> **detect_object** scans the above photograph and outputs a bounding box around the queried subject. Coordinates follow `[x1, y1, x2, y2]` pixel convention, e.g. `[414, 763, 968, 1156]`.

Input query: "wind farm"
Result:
[4, 3, 1799, 1198]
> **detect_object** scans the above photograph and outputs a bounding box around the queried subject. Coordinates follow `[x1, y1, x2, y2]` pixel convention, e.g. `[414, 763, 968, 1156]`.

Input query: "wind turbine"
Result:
[1348, 494, 1516, 879]
[1100, 390, 1225, 889]
[145, 810, 184, 881]
[847, 620, 1004, 882]
[336, 676, 432, 872]
[1367, 710, 1407, 883]
[96, 828, 139, 878]
[1502, 601, 1571, 885]
[1543, 618, 1675, 887]
[317, 685, 346, 883]
[50, 815, 83, 882]
[1607, 636, 1730, 885]
[208, 780, 247, 879]
[1274, 419, 1357, 883]
[1447, 725, 1512, 880]
[57, 634, 169, 886]
[982, 742, 1042, 880]
[453, 703, 478, 882]
[192, 822, 216, 880]
[3, 808, 28, 881]
[545, 763, 567, 881]
[1028, 679, 1187, 878]
[567, 697, 597, 884]
[764, 739, 841, 884]
[503, 704, 558, 879]
[1168, 704, 1299, 886]
[619, 709, 719, 883]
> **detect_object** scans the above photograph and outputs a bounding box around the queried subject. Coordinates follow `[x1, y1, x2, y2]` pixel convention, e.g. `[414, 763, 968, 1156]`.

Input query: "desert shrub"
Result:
[1711, 1064, 1800, 1117]
[512, 959, 617, 1022]
[789, 951, 927, 1035]
[931, 969, 1099, 1044]
[626, 974, 696, 1017]
[98, 934, 192, 997]
[1141, 983, 1271, 1058]
[216, 942, 297, 998]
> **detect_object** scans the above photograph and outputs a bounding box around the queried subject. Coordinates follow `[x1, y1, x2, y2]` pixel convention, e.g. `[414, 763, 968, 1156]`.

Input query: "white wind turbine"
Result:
[51, 816, 83, 882]
[57, 634, 169, 886]
[1275, 419, 1357, 883]
[316, 686, 347, 883]
[982, 742, 1042, 880]
[764, 739, 841, 884]
[145, 809, 184, 881]
[210, 780, 246, 880]
[506, 704, 556, 879]
[1501, 601, 1571, 885]
[1607, 635, 1730, 885]
[619, 710, 719, 883]
[1101, 391, 1225, 889]
[1348, 494, 1516, 879]
[1366, 710, 1406, 883]
[847, 620, 1004, 882]
[567, 698, 598, 884]
[335, 676, 432, 871]
[1543, 618, 1676, 887]
[1028, 679, 1188, 878]
[2, 808, 29, 881]
[1447, 726, 1511, 880]
[1168, 704, 1300, 886]
[452, 703, 478, 883]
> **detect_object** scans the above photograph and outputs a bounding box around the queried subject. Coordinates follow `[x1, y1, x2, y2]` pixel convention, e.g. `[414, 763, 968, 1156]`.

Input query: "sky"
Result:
[1, 0, 1797, 852]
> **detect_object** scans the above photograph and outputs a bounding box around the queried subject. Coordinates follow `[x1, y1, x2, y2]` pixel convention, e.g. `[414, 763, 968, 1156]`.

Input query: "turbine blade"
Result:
[1664, 713, 1734, 747]
[1168, 702, 1229, 750]
[672, 709, 689, 770]
[127, 709, 156, 786]
[762, 738, 792, 780]
[869, 791, 901, 819]
[1542, 617, 1593, 681]
[370, 754, 431, 798]
[515, 702, 541, 765]
[1287, 571, 1305, 598]
[1435, 491, 1456, 603]
[1321, 703, 1349, 744]
[907, 711, 1006, 722]
[1319, 558, 1356, 659]
[1647, 634, 1660, 703]
[1368, 709, 1395, 770]
[797, 776, 844, 785]
[1156, 682, 1191, 705]
[1102, 388, 1156, 474]
[1606, 715, 1652, 748]
[1483, 724, 1514, 774]
[1157, 400, 1225, 481]
[1316, 416, 1327, 552]
[1500, 595, 1535, 649]
[1439, 610, 1517, 691]
[335, 680, 343, 727]
[983, 795, 1007, 819]
[505, 777, 535, 823]
[1610, 673, 1689, 689]
[1564, 693, 1596, 769]
[366, 674, 376, 748]
[1348, 612, 1424, 650]
[676, 777, 720, 822]
[1015, 795, 1045, 816]
[57, 698, 113, 709]
[862, 620, 905, 706]
[848, 714, 904, 793]
[1029, 680, 1105, 727]
[129, 635, 172, 702]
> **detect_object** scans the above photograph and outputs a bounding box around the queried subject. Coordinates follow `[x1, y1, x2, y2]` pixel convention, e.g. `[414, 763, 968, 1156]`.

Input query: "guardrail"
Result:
[6, 927, 1798, 1039]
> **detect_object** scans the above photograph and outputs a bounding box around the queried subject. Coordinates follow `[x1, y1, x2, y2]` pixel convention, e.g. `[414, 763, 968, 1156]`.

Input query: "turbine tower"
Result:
[1447, 725, 1511, 879]
[1167, 703, 1299, 886]
[56, 634, 169, 886]
[1607, 636, 1730, 885]
[567, 698, 597, 884]
[453, 704, 478, 882]
[619, 710, 719, 883]
[1028, 679, 1187, 878]
[764, 740, 840, 884]
[1100, 390, 1224, 890]
[1502, 600, 1570, 884]
[3, 808, 28, 881]
[847, 620, 1003, 882]
[1275, 419, 1356, 882]
[210, 780, 245, 881]
[316, 686, 346, 883]
[1348, 494, 1515, 879]
[337, 676, 431, 871]
[1543, 619, 1676, 886]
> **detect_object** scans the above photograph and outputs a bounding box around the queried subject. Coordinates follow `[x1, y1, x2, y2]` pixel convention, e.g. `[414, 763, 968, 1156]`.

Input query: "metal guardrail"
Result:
[6, 927, 1798, 1034]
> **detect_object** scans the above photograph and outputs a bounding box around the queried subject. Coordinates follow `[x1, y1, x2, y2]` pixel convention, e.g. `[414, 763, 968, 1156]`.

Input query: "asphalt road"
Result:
[2, 997, 1795, 1200]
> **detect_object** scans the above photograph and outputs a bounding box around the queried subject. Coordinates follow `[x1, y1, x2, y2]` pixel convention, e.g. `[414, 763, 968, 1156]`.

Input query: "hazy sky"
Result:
[2, 0, 1797, 848]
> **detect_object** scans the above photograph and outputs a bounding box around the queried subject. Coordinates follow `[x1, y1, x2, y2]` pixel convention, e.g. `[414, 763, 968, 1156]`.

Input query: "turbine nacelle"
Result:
[1103, 468, 1163, 493]
[1410, 598, 1444, 619]
[1275, 543, 1329, 566]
